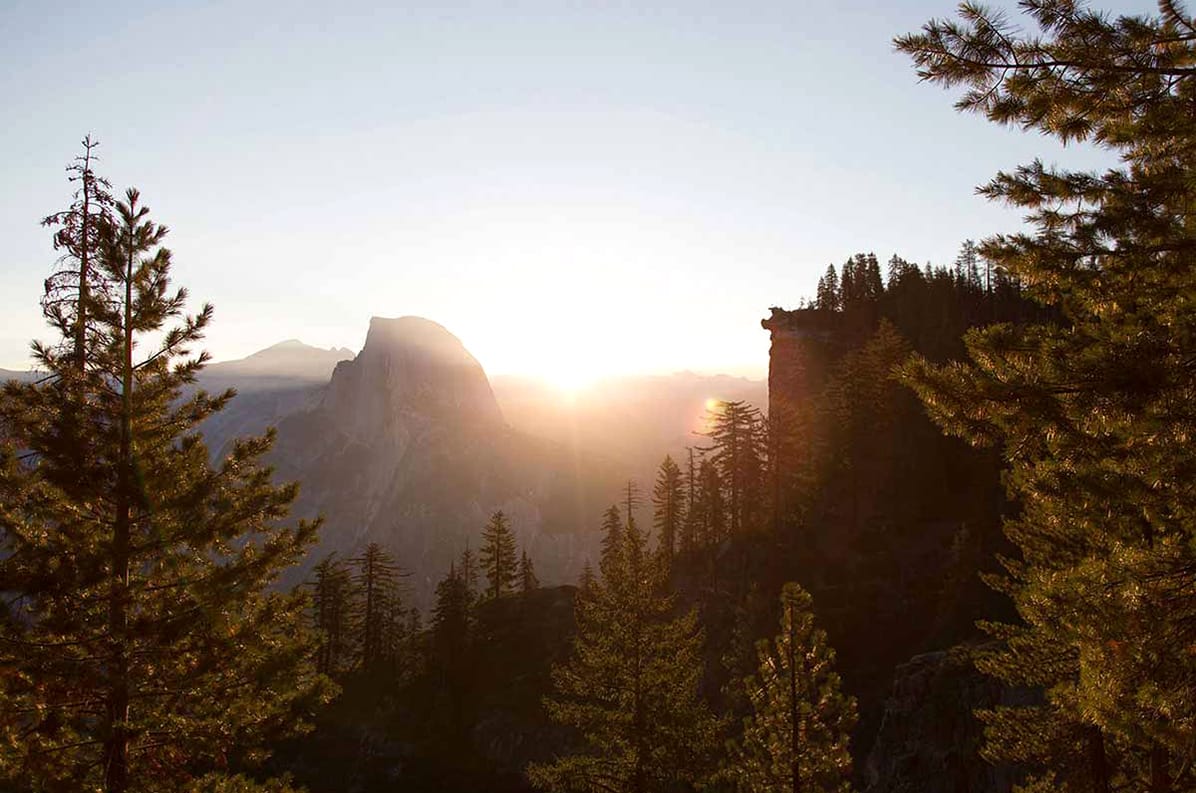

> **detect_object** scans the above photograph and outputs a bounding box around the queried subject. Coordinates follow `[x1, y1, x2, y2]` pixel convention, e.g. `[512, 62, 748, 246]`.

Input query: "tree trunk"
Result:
[789, 602, 801, 793]
[1150, 743, 1172, 793]
[104, 218, 135, 793]
[1088, 727, 1109, 793]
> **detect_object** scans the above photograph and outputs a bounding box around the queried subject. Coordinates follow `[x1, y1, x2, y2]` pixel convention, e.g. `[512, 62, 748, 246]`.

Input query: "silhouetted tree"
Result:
[519, 549, 539, 594]
[599, 504, 624, 581]
[458, 543, 479, 605]
[40, 134, 114, 374]
[705, 400, 765, 536]
[479, 510, 518, 600]
[651, 455, 685, 573]
[815, 265, 840, 311]
[312, 554, 354, 676]
[350, 543, 402, 673]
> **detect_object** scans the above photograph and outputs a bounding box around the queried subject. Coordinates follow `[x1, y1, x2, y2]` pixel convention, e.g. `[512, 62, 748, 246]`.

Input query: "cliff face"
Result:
[323, 316, 503, 442]
[865, 650, 1029, 793]
[267, 317, 614, 600]
[759, 304, 1016, 782]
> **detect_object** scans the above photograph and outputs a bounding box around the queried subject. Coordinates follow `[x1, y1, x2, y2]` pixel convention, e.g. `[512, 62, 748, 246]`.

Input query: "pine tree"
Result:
[479, 510, 518, 600]
[431, 564, 472, 662]
[579, 561, 597, 592]
[599, 504, 624, 581]
[699, 457, 726, 547]
[731, 583, 856, 793]
[651, 455, 685, 573]
[458, 543, 479, 604]
[312, 554, 354, 677]
[349, 542, 402, 673]
[704, 400, 766, 536]
[0, 184, 327, 792]
[815, 265, 840, 311]
[40, 134, 114, 375]
[430, 563, 474, 738]
[623, 479, 642, 534]
[898, 3, 1196, 788]
[528, 511, 719, 793]
[679, 446, 701, 554]
[519, 549, 539, 594]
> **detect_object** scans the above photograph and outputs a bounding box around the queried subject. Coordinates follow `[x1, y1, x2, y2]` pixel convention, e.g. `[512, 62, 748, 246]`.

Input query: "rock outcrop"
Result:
[323, 316, 503, 442]
[865, 648, 1030, 793]
[266, 316, 614, 600]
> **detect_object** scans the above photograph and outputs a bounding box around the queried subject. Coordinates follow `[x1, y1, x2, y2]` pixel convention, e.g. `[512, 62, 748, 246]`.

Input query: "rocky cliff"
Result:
[266, 317, 614, 600]
[322, 316, 503, 442]
[864, 648, 1032, 793]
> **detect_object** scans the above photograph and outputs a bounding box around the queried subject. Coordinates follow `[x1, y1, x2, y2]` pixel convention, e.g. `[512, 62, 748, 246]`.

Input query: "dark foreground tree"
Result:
[898, 2, 1196, 789]
[0, 182, 329, 792]
[479, 510, 518, 600]
[730, 583, 855, 793]
[528, 508, 719, 793]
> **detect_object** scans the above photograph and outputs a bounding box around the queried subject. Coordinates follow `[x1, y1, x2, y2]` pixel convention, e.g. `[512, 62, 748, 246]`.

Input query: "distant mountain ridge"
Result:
[202, 340, 354, 389]
[0, 368, 39, 384]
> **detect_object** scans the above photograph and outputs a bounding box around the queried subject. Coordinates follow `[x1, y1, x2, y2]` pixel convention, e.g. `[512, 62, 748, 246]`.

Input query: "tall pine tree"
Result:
[528, 509, 719, 793]
[731, 583, 856, 793]
[311, 553, 354, 677]
[651, 455, 685, 574]
[0, 183, 328, 792]
[518, 549, 539, 594]
[349, 543, 402, 674]
[704, 400, 766, 536]
[898, 2, 1196, 788]
[479, 510, 518, 600]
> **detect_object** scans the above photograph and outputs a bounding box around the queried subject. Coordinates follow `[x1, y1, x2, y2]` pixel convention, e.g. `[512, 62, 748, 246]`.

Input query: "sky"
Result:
[0, 0, 1146, 386]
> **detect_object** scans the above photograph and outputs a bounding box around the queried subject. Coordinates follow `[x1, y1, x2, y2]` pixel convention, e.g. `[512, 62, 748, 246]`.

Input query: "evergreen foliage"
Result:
[519, 549, 539, 594]
[0, 179, 327, 792]
[599, 504, 624, 581]
[703, 400, 767, 536]
[897, 2, 1196, 789]
[679, 447, 700, 554]
[458, 544, 480, 604]
[480, 510, 519, 600]
[651, 455, 685, 572]
[39, 134, 114, 374]
[349, 543, 403, 674]
[699, 457, 726, 547]
[528, 509, 719, 793]
[731, 583, 856, 793]
[430, 563, 474, 738]
[311, 554, 354, 677]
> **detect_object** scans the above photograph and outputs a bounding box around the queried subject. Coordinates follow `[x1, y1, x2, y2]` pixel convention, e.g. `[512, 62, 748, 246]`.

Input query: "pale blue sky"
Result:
[1, 1, 1142, 382]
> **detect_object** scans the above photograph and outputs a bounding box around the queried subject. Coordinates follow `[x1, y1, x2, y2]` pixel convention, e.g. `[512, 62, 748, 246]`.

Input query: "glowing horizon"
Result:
[1, 1, 1129, 380]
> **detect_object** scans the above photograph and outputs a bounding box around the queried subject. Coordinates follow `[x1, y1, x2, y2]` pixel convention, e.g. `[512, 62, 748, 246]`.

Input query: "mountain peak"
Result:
[204, 339, 354, 382]
[363, 316, 463, 355]
[323, 316, 503, 439]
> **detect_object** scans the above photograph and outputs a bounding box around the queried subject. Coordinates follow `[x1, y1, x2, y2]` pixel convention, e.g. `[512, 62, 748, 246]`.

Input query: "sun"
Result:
[545, 362, 598, 396]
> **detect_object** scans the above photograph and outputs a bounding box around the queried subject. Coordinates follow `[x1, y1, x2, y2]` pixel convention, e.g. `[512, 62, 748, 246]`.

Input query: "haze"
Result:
[0, 0, 1136, 384]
